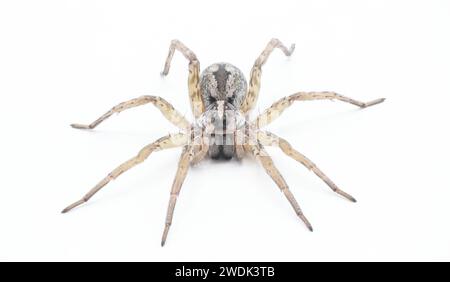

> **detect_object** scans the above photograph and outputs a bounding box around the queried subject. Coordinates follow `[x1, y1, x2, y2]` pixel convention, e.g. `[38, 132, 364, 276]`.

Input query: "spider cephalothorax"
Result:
[200, 63, 247, 110]
[63, 38, 385, 246]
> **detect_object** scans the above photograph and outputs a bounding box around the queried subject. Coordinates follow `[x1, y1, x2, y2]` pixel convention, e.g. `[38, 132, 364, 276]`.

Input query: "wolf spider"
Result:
[62, 38, 385, 246]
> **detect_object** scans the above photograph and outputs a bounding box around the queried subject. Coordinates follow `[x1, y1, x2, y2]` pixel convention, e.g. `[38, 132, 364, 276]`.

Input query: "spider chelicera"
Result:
[62, 38, 385, 246]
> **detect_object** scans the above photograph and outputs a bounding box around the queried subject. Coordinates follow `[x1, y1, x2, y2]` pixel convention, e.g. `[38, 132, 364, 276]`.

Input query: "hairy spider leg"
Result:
[245, 143, 313, 231]
[161, 39, 204, 117]
[252, 91, 385, 129]
[71, 95, 190, 130]
[240, 38, 295, 113]
[62, 133, 187, 213]
[161, 145, 194, 246]
[257, 131, 356, 202]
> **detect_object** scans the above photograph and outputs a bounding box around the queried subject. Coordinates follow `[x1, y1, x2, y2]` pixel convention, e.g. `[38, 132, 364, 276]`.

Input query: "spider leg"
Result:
[252, 91, 385, 129]
[191, 130, 209, 165]
[257, 131, 356, 202]
[161, 39, 203, 117]
[71, 95, 190, 130]
[245, 143, 313, 231]
[240, 38, 295, 113]
[234, 128, 246, 160]
[61, 133, 187, 213]
[161, 145, 194, 246]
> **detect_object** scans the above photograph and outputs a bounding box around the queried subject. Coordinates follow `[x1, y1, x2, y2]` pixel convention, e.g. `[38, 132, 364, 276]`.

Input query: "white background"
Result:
[1, 0, 449, 261]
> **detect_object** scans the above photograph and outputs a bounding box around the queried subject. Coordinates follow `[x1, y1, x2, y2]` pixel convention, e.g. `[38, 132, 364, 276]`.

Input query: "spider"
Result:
[62, 38, 385, 246]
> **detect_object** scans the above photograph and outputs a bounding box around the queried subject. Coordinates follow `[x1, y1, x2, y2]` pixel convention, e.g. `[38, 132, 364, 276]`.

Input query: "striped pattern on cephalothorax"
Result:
[200, 63, 247, 109]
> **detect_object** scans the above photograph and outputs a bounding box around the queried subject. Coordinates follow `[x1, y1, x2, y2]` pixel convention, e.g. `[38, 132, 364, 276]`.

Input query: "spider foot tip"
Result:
[289, 43, 296, 54]
[305, 220, 313, 231]
[375, 97, 386, 104]
[300, 215, 313, 231]
[365, 98, 386, 107]
[160, 69, 170, 76]
[70, 123, 91, 130]
[344, 193, 357, 203]
[61, 199, 85, 213]
[161, 225, 170, 247]
[337, 190, 357, 202]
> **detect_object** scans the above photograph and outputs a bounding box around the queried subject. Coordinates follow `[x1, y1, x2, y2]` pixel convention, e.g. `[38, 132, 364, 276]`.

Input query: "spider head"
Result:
[200, 63, 247, 111]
